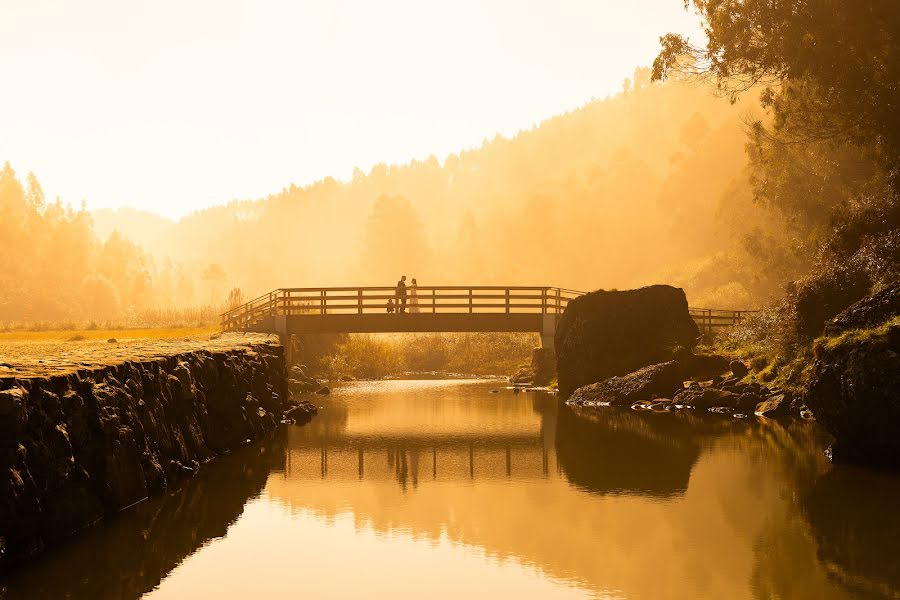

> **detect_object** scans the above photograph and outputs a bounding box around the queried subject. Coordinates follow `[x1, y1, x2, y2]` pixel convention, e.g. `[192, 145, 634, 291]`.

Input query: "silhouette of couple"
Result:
[389, 275, 419, 314]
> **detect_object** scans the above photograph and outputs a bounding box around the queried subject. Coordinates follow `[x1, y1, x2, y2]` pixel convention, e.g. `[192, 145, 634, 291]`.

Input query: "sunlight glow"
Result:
[0, 0, 703, 218]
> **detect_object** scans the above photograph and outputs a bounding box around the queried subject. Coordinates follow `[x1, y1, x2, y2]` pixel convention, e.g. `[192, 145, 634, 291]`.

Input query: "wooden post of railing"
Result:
[432, 288, 436, 313]
[320, 290, 326, 315]
[541, 289, 547, 314]
[469, 288, 473, 313]
[505, 288, 510, 314]
[358, 289, 363, 314]
[556, 288, 561, 315]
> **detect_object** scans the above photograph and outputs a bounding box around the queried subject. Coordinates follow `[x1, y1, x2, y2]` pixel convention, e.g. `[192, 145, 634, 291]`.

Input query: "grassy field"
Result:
[0, 325, 219, 344]
[0, 328, 274, 379]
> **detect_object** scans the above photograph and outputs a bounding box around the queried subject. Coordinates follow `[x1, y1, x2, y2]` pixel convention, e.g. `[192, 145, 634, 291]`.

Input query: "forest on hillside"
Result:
[63, 70, 785, 321]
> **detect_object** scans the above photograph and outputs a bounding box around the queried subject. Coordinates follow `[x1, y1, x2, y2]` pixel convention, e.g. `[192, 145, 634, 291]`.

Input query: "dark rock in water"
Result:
[568, 361, 684, 407]
[807, 322, 900, 467]
[531, 347, 557, 387]
[684, 353, 731, 380]
[107, 338, 117, 343]
[755, 393, 792, 418]
[555, 285, 699, 398]
[824, 279, 900, 336]
[734, 392, 763, 413]
[729, 360, 749, 379]
[340, 375, 356, 381]
[284, 400, 318, 425]
[510, 366, 534, 386]
[673, 386, 740, 410]
[315, 386, 331, 395]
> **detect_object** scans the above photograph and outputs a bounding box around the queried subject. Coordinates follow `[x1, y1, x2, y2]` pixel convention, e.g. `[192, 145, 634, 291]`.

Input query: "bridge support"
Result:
[274, 315, 292, 366]
[540, 314, 556, 350]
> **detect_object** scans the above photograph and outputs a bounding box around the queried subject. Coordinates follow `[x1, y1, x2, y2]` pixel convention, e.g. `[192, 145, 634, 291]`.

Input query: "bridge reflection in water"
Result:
[283, 384, 560, 487]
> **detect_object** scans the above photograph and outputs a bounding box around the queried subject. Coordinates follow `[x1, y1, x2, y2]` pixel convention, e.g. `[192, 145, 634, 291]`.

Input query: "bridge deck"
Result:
[222, 286, 757, 341]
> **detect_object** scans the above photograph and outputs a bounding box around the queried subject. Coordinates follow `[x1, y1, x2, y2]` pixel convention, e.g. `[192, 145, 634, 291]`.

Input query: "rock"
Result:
[795, 264, 872, 340]
[340, 375, 355, 381]
[0, 386, 27, 440]
[734, 392, 763, 413]
[107, 338, 117, 343]
[531, 347, 557, 387]
[755, 393, 792, 418]
[284, 400, 318, 425]
[824, 279, 900, 336]
[684, 353, 731, 380]
[568, 361, 684, 407]
[673, 386, 740, 410]
[315, 386, 331, 395]
[510, 367, 533, 385]
[807, 320, 900, 467]
[555, 285, 699, 398]
[729, 360, 749, 379]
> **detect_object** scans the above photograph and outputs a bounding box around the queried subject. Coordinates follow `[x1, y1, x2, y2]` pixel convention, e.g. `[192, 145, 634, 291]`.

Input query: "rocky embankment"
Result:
[568, 358, 808, 418]
[806, 282, 900, 466]
[0, 336, 293, 566]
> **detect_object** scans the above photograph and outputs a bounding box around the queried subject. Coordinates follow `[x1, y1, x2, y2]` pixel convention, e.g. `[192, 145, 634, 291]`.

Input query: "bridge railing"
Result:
[222, 286, 582, 330]
[221, 287, 758, 333]
[689, 307, 758, 334]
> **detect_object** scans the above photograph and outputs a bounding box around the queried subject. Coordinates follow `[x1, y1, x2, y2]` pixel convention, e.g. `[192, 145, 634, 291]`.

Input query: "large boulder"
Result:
[567, 361, 684, 407]
[555, 285, 699, 398]
[806, 322, 900, 467]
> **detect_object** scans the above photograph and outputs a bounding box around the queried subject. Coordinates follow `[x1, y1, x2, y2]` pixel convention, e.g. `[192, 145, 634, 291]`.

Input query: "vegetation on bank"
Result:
[310, 332, 538, 379]
[653, 1, 900, 391]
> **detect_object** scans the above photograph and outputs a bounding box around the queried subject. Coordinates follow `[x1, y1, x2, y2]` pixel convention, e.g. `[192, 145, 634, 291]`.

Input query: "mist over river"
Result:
[5, 380, 900, 599]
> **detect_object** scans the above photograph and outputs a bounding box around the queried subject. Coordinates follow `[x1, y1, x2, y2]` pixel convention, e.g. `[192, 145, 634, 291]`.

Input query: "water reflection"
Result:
[4, 380, 900, 599]
[1, 433, 286, 600]
[804, 466, 900, 598]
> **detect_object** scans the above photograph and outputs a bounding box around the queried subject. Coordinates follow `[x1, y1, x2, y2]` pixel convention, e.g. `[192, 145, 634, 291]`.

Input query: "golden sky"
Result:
[1, 0, 703, 219]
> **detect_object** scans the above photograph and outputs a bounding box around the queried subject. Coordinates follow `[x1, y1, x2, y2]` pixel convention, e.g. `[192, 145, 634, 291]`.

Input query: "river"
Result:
[4, 379, 900, 599]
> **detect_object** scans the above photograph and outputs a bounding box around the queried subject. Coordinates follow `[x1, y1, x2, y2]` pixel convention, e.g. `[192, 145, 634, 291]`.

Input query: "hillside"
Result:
[94, 72, 777, 310]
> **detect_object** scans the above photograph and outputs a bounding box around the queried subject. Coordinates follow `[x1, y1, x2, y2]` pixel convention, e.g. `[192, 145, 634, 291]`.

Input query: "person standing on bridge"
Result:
[395, 275, 407, 313]
[409, 278, 420, 313]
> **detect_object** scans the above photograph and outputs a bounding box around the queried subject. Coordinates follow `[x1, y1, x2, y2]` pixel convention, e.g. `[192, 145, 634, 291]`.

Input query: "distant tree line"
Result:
[0, 162, 235, 322]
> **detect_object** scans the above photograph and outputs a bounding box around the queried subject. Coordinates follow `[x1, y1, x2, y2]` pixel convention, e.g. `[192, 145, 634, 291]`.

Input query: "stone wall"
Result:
[0, 341, 287, 566]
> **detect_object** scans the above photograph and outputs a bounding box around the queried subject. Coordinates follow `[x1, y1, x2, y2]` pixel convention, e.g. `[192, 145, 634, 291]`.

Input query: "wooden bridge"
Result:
[221, 286, 756, 349]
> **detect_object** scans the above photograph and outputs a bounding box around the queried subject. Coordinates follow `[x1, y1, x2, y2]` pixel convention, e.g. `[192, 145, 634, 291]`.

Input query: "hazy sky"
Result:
[1, 0, 703, 219]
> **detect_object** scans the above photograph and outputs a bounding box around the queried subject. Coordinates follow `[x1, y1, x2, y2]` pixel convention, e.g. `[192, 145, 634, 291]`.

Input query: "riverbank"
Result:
[0, 333, 288, 566]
